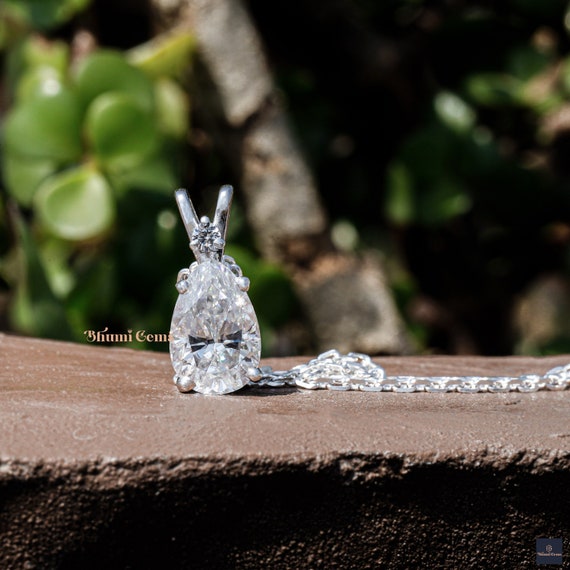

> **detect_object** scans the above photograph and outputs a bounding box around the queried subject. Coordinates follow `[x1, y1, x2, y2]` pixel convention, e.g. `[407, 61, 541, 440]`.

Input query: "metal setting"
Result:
[175, 185, 233, 263]
[170, 186, 262, 395]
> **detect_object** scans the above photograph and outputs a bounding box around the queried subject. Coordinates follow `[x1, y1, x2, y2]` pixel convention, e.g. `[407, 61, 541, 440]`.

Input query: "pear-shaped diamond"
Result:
[169, 260, 261, 395]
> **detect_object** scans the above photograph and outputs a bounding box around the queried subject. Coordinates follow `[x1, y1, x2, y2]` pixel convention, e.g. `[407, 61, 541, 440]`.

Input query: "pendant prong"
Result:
[247, 367, 263, 382]
[236, 276, 250, 292]
[213, 185, 233, 243]
[177, 268, 190, 282]
[175, 188, 200, 240]
[175, 268, 191, 294]
[174, 375, 196, 393]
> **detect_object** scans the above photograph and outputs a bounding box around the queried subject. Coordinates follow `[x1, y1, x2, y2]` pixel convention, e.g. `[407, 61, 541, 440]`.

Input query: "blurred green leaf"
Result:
[400, 125, 449, 180]
[224, 244, 297, 328]
[155, 77, 189, 139]
[16, 65, 64, 103]
[434, 91, 476, 133]
[559, 57, 570, 94]
[74, 51, 155, 112]
[0, 4, 29, 48]
[385, 161, 414, 225]
[522, 91, 563, 116]
[4, 0, 91, 31]
[67, 255, 117, 331]
[387, 122, 473, 227]
[2, 152, 58, 206]
[127, 32, 195, 79]
[464, 73, 522, 106]
[257, 317, 275, 358]
[39, 238, 75, 297]
[534, 337, 570, 355]
[108, 154, 177, 194]
[250, 264, 296, 327]
[223, 245, 258, 280]
[0, 17, 9, 50]
[417, 178, 472, 226]
[4, 88, 82, 161]
[35, 165, 115, 240]
[85, 92, 159, 170]
[506, 45, 551, 81]
[22, 35, 68, 75]
[461, 129, 501, 177]
[9, 215, 73, 339]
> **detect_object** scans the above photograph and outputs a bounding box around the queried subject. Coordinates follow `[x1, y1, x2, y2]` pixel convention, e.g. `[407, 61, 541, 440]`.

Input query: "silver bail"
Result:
[174, 185, 233, 262]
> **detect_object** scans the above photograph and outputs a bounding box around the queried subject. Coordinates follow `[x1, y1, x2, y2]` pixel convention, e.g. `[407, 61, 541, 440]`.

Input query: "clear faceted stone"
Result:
[169, 260, 261, 395]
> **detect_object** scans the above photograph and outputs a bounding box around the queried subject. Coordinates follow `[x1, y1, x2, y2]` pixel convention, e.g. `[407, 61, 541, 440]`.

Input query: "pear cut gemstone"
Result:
[169, 260, 261, 395]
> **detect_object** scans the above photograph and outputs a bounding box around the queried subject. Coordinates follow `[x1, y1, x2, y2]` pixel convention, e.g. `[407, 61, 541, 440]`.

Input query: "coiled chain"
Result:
[251, 350, 570, 393]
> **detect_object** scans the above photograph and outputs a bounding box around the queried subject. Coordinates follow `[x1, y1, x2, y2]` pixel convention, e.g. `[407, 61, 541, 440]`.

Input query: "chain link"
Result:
[251, 350, 570, 393]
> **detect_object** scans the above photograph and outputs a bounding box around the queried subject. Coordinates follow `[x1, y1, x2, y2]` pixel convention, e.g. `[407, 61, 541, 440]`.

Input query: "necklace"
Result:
[169, 186, 570, 395]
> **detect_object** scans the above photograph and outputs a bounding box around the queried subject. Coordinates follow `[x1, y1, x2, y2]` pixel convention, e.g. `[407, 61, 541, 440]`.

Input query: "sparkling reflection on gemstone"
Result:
[169, 260, 261, 395]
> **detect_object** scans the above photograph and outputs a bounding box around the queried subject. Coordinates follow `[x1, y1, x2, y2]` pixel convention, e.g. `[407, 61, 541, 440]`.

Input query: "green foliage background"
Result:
[250, 0, 570, 355]
[1, 0, 570, 355]
[0, 0, 296, 354]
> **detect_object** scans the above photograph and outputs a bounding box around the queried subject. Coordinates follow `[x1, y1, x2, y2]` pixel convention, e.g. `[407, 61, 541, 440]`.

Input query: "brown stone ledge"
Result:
[0, 333, 569, 569]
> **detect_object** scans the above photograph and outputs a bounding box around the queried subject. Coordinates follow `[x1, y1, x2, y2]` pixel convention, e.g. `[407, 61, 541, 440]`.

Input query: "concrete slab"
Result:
[0, 333, 568, 569]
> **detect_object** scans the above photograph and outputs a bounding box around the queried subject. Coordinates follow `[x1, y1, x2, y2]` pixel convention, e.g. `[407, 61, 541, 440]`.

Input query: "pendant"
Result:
[169, 186, 261, 395]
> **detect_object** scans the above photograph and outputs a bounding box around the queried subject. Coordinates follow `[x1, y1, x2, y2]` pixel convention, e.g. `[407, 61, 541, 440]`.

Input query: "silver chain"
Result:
[250, 350, 570, 393]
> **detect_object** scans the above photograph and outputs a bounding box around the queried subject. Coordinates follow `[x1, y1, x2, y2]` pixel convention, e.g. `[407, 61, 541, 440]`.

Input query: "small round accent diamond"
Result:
[190, 223, 225, 256]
